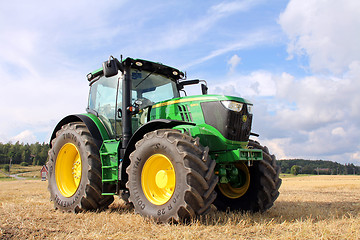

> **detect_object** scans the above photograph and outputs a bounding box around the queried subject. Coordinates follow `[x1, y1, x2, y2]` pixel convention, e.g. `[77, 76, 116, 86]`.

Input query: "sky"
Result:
[1, 0, 360, 165]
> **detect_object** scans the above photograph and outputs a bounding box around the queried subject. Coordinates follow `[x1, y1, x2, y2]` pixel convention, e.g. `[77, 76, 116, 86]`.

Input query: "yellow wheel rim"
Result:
[218, 162, 250, 199]
[141, 154, 176, 205]
[55, 143, 82, 198]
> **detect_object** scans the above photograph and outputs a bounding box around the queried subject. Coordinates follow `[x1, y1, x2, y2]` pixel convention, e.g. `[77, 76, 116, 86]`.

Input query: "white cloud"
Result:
[228, 54, 241, 73]
[235, 0, 359, 163]
[278, 0, 360, 74]
[0, 69, 89, 143]
[10, 130, 37, 144]
[211, 58, 360, 163]
[0, 0, 130, 143]
[141, 0, 264, 54]
[331, 127, 346, 137]
[261, 138, 291, 159]
[351, 152, 360, 163]
[210, 0, 261, 15]
[182, 29, 279, 69]
[275, 75, 346, 130]
[210, 69, 277, 97]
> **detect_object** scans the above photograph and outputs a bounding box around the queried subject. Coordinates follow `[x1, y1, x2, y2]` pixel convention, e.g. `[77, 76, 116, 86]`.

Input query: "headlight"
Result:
[247, 104, 253, 114]
[221, 101, 243, 112]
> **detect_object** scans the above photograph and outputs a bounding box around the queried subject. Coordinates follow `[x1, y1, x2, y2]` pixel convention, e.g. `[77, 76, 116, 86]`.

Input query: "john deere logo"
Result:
[242, 115, 247, 123]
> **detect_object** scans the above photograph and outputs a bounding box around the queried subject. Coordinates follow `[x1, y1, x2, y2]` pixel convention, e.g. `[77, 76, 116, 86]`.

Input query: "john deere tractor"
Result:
[47, 56, 281, 222]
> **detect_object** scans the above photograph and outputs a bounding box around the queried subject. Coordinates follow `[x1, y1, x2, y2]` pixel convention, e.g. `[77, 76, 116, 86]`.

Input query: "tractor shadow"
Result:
[195, 200, 360, 226]
[197, 201, 360, 226]
[104, 197, 360, 226]
[106, 197, 135, 214]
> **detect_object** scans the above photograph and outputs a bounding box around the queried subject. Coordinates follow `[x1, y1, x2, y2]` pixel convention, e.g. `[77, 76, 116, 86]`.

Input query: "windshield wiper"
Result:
[135, 71, 155, 88]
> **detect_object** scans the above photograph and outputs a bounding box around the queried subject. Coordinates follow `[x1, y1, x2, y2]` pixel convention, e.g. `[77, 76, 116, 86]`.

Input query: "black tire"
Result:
[126, 129, 218, 223]
[214, 139, 282, 212]
[47, 122, 114, 212]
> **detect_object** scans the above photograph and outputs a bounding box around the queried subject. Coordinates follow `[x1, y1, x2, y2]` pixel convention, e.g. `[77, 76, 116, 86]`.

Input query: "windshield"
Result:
[130, 69, 179, 107]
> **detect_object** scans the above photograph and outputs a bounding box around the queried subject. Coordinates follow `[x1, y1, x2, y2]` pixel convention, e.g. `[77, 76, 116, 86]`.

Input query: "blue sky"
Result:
[1, 0, 360, 165]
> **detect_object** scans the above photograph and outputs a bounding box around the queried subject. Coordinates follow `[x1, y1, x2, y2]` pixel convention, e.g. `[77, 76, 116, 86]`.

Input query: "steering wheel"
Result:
[134, 98, 153, 109]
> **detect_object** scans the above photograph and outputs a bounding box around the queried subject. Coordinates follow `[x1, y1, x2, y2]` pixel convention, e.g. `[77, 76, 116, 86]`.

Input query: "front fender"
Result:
[124, 119, 195, 157]
[119, 119, 195, 188]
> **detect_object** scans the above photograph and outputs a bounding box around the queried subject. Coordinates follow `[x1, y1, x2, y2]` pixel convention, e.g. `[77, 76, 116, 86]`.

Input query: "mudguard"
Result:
[49, 114, 109, 150]
[119, 119, 195, 188]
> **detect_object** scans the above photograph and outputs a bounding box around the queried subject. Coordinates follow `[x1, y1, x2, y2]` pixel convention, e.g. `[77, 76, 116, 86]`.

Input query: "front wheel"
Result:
[213, 140, 282, 212]
[126, 129, 218, 223]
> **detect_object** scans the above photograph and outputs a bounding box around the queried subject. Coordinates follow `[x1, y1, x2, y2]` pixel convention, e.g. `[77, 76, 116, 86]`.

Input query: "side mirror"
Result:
[103, 59, 118, 77]
[103, 56, 124, 77]
[201, 84, 208, 95]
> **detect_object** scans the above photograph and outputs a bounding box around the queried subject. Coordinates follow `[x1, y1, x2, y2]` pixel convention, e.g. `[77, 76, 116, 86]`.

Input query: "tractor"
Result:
[47, 56, 281, 222]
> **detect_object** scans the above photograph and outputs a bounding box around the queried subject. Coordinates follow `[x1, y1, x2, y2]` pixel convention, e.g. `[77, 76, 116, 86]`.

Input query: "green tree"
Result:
[38, 146, 49, 165]
[22, 144, 31, 164]
[302, 165, 314, 174]
[8, 141, 22, 164]
[291, 165, 300, 175]
[3, 164, 10, 172]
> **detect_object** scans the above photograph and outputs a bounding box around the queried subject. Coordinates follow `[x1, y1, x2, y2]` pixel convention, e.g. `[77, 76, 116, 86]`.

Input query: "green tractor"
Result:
[47, 56, 281, 222]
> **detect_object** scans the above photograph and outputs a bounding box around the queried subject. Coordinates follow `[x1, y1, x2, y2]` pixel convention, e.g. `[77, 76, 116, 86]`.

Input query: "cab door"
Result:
[88, 73, 122, 139]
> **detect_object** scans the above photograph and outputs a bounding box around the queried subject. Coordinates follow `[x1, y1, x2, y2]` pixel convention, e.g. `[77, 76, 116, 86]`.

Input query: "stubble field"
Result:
[1, 175, 360, 239]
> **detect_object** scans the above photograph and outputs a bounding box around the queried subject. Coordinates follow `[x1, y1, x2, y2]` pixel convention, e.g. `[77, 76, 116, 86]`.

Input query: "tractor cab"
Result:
[87, 57, 184, 139]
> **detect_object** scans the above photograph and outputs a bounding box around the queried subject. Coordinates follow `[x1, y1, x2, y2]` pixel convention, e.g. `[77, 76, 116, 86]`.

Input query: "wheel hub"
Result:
[55, 143, 82, 198]
[141, 154, 176, 205]
[155, 169, 175, 189]
[218, 162, 250, 199]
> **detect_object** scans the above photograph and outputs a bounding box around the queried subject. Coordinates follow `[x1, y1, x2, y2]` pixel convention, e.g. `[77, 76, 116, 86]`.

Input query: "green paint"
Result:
[100, 139, 121, 195]
[82, 113, 110, 140]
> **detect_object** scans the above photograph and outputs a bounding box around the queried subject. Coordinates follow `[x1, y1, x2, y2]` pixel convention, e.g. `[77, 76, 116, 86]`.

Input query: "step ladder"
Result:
[100, 139, 120, 195]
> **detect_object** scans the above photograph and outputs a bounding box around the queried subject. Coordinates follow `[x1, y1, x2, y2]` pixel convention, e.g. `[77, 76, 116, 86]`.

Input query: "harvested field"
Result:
[1, 175, 360, 239]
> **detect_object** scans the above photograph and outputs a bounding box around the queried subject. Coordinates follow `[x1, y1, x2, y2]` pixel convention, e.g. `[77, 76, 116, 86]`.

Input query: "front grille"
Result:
[178, 104, 193, 122]
[201, 101, 252, 141]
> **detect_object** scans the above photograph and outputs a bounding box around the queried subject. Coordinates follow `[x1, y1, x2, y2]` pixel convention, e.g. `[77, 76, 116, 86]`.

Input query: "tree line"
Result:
[0, 142, 49, 167]
[278, 159, 360, 175]
[1, 141, 360, 176]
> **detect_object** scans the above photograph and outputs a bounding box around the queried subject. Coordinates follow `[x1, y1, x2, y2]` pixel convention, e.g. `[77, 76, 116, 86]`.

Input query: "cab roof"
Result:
[87, 57, 185, 82]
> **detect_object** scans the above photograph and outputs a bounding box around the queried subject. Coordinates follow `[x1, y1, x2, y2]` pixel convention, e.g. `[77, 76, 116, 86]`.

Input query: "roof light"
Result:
[135, 61, 143, 67]
[87, 73, 92, 81]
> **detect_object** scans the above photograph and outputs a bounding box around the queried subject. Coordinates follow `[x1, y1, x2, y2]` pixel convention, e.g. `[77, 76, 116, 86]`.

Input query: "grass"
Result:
[279, 173, 316, 178]
[1, 175, 360, 239]
[0, 164, 42, 180]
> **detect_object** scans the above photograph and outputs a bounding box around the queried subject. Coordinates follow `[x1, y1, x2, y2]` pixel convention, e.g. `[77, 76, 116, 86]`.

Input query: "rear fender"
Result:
[49, 114, 109, 150]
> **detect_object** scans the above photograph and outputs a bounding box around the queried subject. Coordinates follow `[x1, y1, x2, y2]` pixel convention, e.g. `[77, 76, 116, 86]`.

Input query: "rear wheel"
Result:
[47, 122, 114, 212]
[214, 140, 282, 212]
[126, 129, 218, 222]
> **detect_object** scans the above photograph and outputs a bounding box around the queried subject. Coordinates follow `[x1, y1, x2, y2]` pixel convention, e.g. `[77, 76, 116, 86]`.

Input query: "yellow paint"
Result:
[55, 143, 82, 198]
[141, 154, 176, 205]
[218, 162, 250, 199]
[242, 115, 247, 123]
